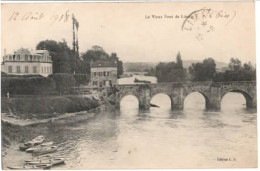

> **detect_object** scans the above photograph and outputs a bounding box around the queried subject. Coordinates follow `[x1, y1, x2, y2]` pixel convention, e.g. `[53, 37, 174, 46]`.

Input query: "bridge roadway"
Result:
[110, 81, 256, 110]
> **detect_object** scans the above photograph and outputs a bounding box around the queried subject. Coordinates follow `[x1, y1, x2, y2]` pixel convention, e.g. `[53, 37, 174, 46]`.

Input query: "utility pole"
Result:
[72, 14, 79, 74]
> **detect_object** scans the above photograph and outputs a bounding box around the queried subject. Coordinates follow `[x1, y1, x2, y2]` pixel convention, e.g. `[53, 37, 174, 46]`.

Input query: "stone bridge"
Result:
[113, 81, 256, 110]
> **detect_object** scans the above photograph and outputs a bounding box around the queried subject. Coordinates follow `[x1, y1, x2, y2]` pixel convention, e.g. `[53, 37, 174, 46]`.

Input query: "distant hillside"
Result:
[124, 60, 228, 72]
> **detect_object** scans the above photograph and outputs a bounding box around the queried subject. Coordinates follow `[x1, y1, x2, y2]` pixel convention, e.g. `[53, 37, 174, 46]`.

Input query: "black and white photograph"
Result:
[1, 1, 257, 169]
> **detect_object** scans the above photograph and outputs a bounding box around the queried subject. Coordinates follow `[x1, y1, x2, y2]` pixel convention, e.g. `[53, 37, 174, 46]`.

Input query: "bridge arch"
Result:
[120, 94, 139, 109]
[183, 91, 211, 110]
[150, 93, 172, 109]
[221, 89, 254, 108]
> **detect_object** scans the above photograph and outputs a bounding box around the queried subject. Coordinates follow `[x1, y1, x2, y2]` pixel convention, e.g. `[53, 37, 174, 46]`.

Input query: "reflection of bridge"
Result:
[113, 81, 256, 110]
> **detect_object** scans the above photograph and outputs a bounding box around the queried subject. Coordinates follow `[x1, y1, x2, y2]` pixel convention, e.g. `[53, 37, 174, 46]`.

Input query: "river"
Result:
[3, 92, 257, 169]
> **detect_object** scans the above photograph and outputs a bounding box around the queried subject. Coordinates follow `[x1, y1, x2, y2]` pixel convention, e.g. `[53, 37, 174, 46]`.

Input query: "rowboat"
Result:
[33, 146, 58, 155]
[26, 141, 54, 153]
[19, 135, 45, 151]
[26, 158, 65, 166]
[7, 164, 51, 170]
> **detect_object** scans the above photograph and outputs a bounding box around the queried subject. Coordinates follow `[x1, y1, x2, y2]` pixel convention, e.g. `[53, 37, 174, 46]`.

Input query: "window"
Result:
[16, 66, 20, 73]
[33, 66, 37, 73]
[44, 67, 47, 73]
[30, 55, 33, 61]
[8, 66, 12, 73]
[103, 81, 106, 86]
[103, 71, 106, 76]
[13, 55, 15, 60]
[33, 55, 37, 61]
[94, 72, 96, 76]
[50, 66, 52, 73]
[47, 67, 49, 73]
[25, 66, 29, 73]
[107, 72, 110, 76]
[25, 55, 29, 61]
[93, 81, 98, 86]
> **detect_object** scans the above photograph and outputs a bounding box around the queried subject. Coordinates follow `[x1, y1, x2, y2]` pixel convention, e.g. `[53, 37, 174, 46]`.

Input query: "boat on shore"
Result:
[26, 141, 54, 153]
[7, 163, 51, 170]
[26, 158, 65, 166]
[32, 146, 58, 155]
[19, 135, 45, 151]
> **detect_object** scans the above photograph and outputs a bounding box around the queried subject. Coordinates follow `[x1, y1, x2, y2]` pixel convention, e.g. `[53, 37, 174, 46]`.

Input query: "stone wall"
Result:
[114, 81, 256, 110]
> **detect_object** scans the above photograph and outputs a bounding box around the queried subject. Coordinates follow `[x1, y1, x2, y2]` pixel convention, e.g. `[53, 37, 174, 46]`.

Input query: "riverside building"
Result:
[1, 48, 53, 77]
[90, 60, 118, 88]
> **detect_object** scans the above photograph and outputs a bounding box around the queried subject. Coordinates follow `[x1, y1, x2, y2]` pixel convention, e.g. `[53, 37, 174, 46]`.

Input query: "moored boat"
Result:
[19, 135, 45, 151]
[32, 146, 58, 155]
[26, 141, 54, 153]
[26, 158, 65, 166]
[7, 163, 51, 170]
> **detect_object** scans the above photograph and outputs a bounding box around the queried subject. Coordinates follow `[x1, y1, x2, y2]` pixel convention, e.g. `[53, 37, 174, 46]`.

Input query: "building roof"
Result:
[90, 60, 117, 68]
[15, 48, 30, 54]
[35, 50, 49, 54]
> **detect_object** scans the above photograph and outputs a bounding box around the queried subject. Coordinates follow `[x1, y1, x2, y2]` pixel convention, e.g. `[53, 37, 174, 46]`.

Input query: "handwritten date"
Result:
[8, 10, 71, 25]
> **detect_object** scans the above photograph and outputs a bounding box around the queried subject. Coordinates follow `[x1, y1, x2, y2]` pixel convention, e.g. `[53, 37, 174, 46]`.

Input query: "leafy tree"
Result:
[111, 53, 124, 78]
[189, 58, 216, 81]
[243, 62, 254, 71]
[36, 40, 82, 74]
[81, 45, 110, 63]
[176, 51, 183, 69]
[49, 73, 75, 95]
[147, 52, 186, 82]
[228, 58, 242, 71]
[213, 59, 255, 82]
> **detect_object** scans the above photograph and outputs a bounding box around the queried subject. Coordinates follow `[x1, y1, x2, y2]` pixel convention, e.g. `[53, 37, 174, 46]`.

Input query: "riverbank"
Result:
[1, 94, 101, 153]
[1, 95, 100, 120]
[1, 103, 110, 169]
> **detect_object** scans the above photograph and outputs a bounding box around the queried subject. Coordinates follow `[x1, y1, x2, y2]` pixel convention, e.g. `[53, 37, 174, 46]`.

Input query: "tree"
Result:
[243, 62, 254, 71]
[36, 40, 79, 74]
[81, 45, 110, 63]
[176, 51, 183, 69]
[49, 73, 75, 95]
[228, 58, 242, 71]
[213, 59, 255, 82]
[111, 53, 123, 78]
[146, 52, 186, 82]
[189, 58, 216, 81]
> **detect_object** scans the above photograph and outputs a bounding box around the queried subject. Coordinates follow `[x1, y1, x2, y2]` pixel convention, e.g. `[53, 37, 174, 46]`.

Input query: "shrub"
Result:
[1, 76, 56, 96]
[74, 74, 90, 87]
[49, 73, 76, 94]
[28, 77, 56, 94]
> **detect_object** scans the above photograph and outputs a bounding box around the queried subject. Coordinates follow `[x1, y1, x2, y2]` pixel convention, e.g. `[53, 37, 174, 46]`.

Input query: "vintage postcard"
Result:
[1, 1, 257, 169]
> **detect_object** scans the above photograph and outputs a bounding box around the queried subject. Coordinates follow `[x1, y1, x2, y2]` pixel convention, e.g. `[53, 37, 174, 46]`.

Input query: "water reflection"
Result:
[184, 92, 206, 111]
[221, 92, 246, 112]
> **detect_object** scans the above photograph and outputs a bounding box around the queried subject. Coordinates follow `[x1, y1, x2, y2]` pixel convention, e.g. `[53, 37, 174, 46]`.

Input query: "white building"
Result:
[1, 48, 53, 77]
[90, 61, 118, 88]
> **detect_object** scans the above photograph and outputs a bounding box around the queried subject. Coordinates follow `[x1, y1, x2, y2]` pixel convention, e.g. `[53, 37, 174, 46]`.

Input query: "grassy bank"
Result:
[1, 95, 100, 119]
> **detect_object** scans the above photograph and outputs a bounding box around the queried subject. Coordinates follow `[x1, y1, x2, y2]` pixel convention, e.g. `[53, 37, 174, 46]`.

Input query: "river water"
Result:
[2, 92, 257, 169]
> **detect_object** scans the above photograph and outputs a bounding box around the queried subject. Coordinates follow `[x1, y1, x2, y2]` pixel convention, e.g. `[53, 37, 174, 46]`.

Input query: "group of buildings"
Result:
[1, 48, 118, 88]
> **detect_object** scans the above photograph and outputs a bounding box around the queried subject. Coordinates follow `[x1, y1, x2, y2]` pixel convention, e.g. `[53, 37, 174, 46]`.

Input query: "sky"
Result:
[1, 2, 256, 64]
